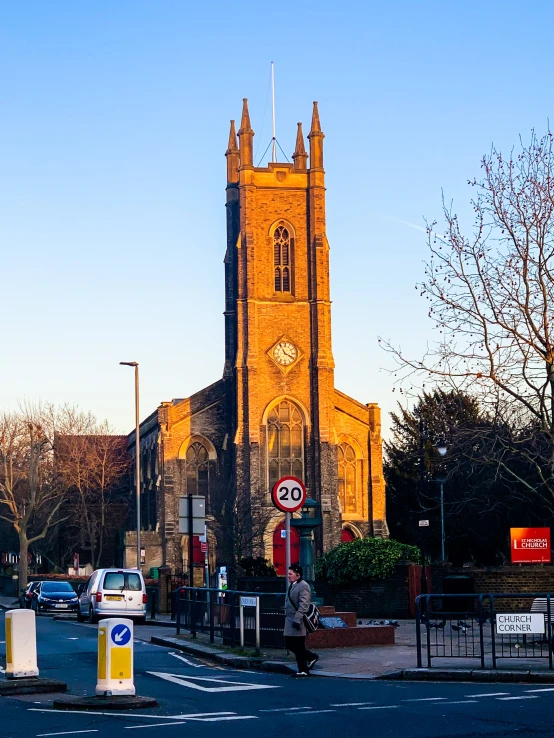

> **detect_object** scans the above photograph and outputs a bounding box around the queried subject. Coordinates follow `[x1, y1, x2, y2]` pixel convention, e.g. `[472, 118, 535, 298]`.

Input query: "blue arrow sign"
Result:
[111, 623, 131, 646]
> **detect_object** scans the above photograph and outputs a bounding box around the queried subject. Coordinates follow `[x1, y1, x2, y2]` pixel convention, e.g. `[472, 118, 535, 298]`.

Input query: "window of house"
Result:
[338, 442, 358, 515]
[274, 225, 293, 293]
[185, 441, 209, 498]
[267, 400, 304, 491]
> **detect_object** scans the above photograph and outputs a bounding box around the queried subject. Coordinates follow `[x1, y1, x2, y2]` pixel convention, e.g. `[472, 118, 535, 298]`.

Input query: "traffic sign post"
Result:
[96, 618, 135, 696]
[272, 476, 307, 577]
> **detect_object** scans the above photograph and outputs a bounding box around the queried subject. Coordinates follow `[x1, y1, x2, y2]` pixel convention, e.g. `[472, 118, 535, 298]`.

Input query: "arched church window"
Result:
[267, 400, 304, 491]
[338, 442, 358, 515]
[185, 441, 209, 498]
[273, 225, 293, 293]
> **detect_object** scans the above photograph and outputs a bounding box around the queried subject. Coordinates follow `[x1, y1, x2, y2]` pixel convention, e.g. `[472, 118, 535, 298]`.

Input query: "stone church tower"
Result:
[125, 99, 387, 577]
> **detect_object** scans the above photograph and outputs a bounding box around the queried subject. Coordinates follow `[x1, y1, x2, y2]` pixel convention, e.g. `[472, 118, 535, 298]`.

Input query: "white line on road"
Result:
[442, 701, 478, 705]
[525, 688, 554, 693]
[125, 723, 186, 730]
[497, 696, 539, 701]
[358, 706, 400, 710]
[331, 702, 374, 707]
[292, 710, 336, 715]
[66, 638, 79, 641]
[168, 651, 204, 668]
[147, 671, 279, 692]
[465, 693, 509, 697]
[260, 707, 312, 712]
[195, 716, 259, 722]
[37, 730, 98, 738]
[29, 709, 237, 721]
[404, 697, 448, 702]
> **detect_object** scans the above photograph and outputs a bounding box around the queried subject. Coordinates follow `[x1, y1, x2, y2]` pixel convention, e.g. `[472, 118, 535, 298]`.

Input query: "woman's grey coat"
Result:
[284, 579, 311, 637]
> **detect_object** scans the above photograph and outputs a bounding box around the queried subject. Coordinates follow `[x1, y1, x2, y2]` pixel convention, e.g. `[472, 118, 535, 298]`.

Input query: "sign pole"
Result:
[285, 512, 291, 575]
[188, 494, 194, 587]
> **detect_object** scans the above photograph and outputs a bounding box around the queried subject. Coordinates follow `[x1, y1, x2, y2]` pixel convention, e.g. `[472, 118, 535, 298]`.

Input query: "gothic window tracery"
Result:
[267, 400, 304, 491]
[338, 442, 358, 515]
[273, 224, 293, 293]
[185, 441, 209, 498]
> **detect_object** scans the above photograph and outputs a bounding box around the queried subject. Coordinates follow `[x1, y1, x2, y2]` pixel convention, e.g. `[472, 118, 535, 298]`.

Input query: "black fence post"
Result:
[478, 595, 485, 669]
[490, 595, 497, 670]
[209, 589, 215, 644]
[191, 588, 198, 638]
[416, 595, 423, 668]
[150, 589, 156, 620]
[548, 594, 553, 670]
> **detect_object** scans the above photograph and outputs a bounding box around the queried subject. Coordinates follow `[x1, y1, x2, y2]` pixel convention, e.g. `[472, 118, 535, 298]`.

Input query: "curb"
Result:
[53, 695, 158, 711]
[386, 668, 554, 683]
[0, 677, 68, 696]
[150, 635, 297, 673]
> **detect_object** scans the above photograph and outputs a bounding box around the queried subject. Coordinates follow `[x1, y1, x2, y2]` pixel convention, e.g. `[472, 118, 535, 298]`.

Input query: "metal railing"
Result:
[416, 592, 554, 669]
[175, 586, 286, 652]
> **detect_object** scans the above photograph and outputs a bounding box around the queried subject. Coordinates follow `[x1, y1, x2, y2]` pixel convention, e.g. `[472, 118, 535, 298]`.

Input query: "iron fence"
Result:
[175, 586, 286, 650]
[416, 592, 554, 669]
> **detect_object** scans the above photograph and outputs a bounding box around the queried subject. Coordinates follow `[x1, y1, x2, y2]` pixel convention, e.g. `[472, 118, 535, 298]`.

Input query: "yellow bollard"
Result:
[96, 618, 135, 696]
[5, 610, 39, 679]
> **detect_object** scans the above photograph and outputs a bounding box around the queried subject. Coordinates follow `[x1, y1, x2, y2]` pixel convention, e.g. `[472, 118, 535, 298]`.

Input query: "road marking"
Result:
[404, 697, 448, 702]
[293, 710, 336, 715]
[37, 730, 98, 738]
[29, 709, 236, 720]
[525, 688, 554, 693]
[331, 702, 374, 707]
[465, 693, 509, 697]
[125, 724, 186, 730]
[193, 716, 258, 722]
[168, 652, 204, 668]
[497, 696, 539, 701]
[358, 706, 400, 710]
[147, 671, 279, 692]
[260, 707, 312, 712]
[67, 638, 79, 641]
[442, 701, 478, 705]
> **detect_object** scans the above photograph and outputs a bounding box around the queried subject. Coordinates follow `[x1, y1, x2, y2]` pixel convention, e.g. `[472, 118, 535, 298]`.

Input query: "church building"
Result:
[126, 99, 387, 578]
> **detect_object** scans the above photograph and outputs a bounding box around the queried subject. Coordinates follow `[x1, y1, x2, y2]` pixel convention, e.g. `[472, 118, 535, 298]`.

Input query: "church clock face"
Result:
[272, 341, 298, 366]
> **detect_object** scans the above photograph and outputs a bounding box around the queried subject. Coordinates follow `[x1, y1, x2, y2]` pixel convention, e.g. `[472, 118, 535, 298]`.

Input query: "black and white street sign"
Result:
[271, 476, 307, 513]
[419, 520, 430, 527]
[496, 613, 545, 635]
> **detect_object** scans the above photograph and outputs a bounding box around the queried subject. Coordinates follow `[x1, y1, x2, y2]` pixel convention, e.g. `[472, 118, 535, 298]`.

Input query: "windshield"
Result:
[41, 581, 74, 593]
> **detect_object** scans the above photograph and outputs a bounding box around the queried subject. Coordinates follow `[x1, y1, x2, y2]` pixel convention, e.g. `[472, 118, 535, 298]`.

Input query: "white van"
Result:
[77, 568, 147, 624]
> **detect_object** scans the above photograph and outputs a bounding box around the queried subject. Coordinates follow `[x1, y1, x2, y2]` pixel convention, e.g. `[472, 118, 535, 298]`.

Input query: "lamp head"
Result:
[120, 361, 138, 367]
[436, 441, 448, 457]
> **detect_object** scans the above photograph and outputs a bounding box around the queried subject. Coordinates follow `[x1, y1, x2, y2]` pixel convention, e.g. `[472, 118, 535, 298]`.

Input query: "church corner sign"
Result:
[510, 527, 551, 564]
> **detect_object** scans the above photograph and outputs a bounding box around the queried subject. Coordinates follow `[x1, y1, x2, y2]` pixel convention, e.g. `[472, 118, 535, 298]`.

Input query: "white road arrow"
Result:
[114, 628, 129, 643]
[147, 672, 280, 693]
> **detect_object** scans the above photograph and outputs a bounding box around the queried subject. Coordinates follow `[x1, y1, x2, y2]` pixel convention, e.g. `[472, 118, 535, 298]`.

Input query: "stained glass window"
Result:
[273, 225, 293, 293]
[267, 400, 304, 491]
[185, 441, 209, 498]
[338, 442, 358, 515]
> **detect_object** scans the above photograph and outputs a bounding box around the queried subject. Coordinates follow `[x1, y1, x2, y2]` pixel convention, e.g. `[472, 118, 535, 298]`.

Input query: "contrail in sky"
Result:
[382, 214, 427, 233]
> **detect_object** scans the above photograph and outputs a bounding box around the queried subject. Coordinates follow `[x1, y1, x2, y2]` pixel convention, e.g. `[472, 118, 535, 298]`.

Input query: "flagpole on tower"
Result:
[271, 61, 277, 163]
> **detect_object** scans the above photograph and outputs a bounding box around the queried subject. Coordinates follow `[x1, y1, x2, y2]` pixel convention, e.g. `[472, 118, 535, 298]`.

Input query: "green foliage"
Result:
[239, 556, 277, 577]
[314, 537, 420, 585]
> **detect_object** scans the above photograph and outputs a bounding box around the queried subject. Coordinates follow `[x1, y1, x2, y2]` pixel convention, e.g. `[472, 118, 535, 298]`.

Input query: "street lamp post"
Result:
[435, 440, 448, 563]
[120, 361, 141, 571]
[418, 415, 428, 595]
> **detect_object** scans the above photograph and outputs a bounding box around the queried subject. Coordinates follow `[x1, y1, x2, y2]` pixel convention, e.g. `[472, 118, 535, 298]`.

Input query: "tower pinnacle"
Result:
[226, 120, 239, 183]
[292, 122, 308, 170]
[238, 98, 254, 167]
[308, 101, 324, 170]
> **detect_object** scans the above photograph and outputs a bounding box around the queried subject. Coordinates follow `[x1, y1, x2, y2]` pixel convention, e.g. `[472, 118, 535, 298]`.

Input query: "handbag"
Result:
[288, 583, 320, 633]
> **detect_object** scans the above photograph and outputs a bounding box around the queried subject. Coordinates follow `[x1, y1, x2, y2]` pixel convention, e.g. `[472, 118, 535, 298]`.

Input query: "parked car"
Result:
[33, 581, 79, 613]
[77, 568, 146, 624]
[19, 581, 40, 609]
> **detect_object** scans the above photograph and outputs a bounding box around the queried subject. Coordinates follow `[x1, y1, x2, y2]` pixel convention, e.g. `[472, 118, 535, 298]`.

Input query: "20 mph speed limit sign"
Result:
[272, 476, 307, 513]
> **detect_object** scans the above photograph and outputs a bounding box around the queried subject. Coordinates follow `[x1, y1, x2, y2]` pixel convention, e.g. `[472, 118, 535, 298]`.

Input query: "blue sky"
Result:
[1, 1, 553, 436]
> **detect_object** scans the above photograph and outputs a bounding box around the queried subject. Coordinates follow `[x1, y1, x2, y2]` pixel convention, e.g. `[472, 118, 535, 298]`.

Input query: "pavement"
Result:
[4, 594, 554, 683]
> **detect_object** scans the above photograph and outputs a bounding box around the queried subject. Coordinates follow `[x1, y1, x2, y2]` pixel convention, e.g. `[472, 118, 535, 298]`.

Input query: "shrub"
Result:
[314, 537, 421, 585]
[239, 556, 277, 577]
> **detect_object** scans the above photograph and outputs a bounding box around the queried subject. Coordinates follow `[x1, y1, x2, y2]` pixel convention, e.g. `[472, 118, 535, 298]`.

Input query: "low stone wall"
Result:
[315, 565, 412, 618]
[432, 565, 554, 612]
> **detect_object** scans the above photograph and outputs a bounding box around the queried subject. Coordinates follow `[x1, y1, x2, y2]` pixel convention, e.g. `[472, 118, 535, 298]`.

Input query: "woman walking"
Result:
[284, 564, 319, 676]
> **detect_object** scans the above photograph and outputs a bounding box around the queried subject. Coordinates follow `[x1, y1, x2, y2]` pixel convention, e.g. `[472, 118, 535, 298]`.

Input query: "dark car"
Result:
[19, 581, 40, 609]
[33, 581, 79, 613]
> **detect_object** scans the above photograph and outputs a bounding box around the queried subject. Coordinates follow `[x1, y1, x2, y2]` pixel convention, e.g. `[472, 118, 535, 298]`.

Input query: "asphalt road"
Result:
[2, 611, 554, 737]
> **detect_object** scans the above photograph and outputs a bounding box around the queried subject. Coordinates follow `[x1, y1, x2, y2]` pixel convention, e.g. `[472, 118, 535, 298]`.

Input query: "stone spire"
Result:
[308, 101, 324, 170]
[226, 119, 239, 183]
[292, 122, 308, 170]
[238, 98, 254, 167]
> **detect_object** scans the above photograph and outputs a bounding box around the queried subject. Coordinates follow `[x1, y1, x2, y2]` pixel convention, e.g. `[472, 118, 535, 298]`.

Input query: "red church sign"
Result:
[510, 527, 551, 564]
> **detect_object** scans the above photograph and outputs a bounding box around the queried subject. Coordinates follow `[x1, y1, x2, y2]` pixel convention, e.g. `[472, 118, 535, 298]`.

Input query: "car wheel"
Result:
[77, 607, 84, 622]
[135, 617, 146, 626]
[31, 601, 37, 613]
[86, 606, 98, 624]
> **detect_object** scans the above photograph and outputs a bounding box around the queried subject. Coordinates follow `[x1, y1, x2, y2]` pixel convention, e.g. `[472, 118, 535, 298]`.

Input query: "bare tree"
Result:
[56, 420, 130, 569]
[0, 408, 67, 590]
[381, 130, 554, 511]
